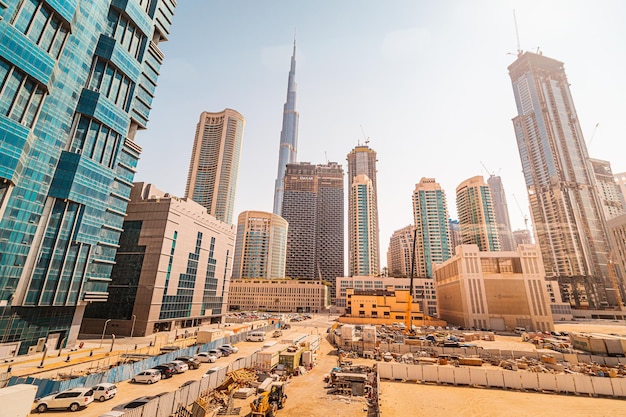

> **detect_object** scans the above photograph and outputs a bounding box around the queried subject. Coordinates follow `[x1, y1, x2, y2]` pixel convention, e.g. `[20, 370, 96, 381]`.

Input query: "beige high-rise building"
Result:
[185, 109, 245, 224]
[232, 211, 288, 279]
[82, 183, 235, 337]
[434, 244, 556, 332]
[387, 225, 415, 278]
[349, 174, 378, 276]
[456, 176, 501, 252]
[347, 145, 380, 275]
[589, 158, 625, 221]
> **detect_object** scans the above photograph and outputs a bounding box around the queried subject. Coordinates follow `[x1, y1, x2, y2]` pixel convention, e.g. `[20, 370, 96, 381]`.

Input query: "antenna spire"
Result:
[513, 9, 522, 56]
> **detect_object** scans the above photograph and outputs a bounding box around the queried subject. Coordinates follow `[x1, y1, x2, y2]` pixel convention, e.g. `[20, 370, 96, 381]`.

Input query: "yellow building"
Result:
[339, 287, 445, 327]
[434, 244, 555, 332]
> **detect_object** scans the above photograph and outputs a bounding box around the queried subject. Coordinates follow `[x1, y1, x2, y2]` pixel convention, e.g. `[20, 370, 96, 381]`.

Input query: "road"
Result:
[29, 314, 338, 417]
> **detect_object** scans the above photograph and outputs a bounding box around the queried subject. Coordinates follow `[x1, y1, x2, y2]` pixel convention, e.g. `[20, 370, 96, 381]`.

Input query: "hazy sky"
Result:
[135, 0, 626, 268]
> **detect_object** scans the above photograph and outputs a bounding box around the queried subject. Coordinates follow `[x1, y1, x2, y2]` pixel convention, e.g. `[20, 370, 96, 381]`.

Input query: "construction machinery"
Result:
[249, 382, 287, 417]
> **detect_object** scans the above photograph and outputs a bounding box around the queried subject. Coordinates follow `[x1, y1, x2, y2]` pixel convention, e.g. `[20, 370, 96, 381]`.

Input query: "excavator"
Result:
[249, 382, 287, 417]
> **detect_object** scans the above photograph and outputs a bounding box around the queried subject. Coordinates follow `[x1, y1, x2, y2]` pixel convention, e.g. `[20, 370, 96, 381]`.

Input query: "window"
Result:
[0, 59, 46, 128]
[12, 0, 69, 59]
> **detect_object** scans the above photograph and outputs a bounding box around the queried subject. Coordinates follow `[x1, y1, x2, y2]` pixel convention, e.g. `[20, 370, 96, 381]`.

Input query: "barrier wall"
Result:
[378, 363, 626, 398]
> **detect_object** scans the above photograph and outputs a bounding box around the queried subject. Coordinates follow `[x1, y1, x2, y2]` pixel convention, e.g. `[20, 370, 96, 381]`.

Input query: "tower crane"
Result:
[512, 193, 530, 236]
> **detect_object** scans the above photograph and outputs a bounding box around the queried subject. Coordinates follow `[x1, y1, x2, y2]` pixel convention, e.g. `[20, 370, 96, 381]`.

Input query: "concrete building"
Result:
[614, 172, 626, 205]
[434, 245, 556, 332]
[282, 162, 344, 296]
[185, 109, 245, 225]
[232, 211, 288, 279]
[82, 183, 235, 337]
[456, 176, 501, 252]
[273, 40, 299, 216]
[347, 145, 380, 276]
[387, 225, 415, 278]
[448, 219, 462, 256]
[606, 214, 626, 309]
[486, 175, 515, 251]
[228, 279, 329, 313]
[589, 158, 625, 221]
[508, 52, 615, 310]
[349, 174, 378, 276]
[0, 0, 176, 354]
[339, 288, 445, 328]
[412, 178, 452, 277]
[335, 276, 438, 317]
[512, 229, 532, 247]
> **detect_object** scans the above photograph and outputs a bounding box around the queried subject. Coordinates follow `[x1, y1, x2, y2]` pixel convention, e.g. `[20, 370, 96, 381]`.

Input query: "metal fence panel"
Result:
[573, 374, 594, 394]
[555, 373, 576, 394]
[421, 365, 438, 383]
[592, 376, 614, 397]
[537, 373, 556, 391]
[140, 398, 160, 417]
[611, 377, 626, 397]
[502, 370, 521, 390]
[454, 367, 471, 385]
[438, 367, 455, 384]
[520, 372, 539, 391]
[375, 362, 392, 380]
[390, 364, 408, 381]
[468, 367, 487, 386]
[406, 364, 422, 381]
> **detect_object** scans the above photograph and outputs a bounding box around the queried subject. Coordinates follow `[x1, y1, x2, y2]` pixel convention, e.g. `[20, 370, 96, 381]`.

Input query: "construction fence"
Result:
[377, 362, 626, 398]
[7, 324, 275, 399]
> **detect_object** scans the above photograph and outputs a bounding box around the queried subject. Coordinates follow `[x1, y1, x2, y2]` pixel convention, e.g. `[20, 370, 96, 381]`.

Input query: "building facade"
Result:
[82, 183, 235, 336]
[232, 211, 288, 280]
[335, 276, 438, 317]
[509, 51, 616, 309]
[606, 214, 626, 309]
[273, 40, 299, 216]
[434, 245, 555, 332]
[614, 172, 626, 205]
[281, 162, 344, 293]
[448, 219, 462, 255]
[486, 174, 515, 251]
[512, 229, 532, 247]
[0, 0, 176, 354]
[347, 145, 380, 275]
[456, 176, 501, 252]
[185, 109, 245, 225]
[589, 158, 625, 221]
[413, 178, 452, 277]
[349, 174, 378, 276]
[228, 279, 329, 313]
[387, 225, 414, 278]
[340, 288, 445, 327]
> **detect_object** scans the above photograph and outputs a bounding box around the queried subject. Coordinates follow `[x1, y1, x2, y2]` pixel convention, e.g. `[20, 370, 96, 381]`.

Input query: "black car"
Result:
[175, 356, 201, 369]
[112, 395, 162, 411]
[217, 346, 233, 356]
[153, 364, 176, 379]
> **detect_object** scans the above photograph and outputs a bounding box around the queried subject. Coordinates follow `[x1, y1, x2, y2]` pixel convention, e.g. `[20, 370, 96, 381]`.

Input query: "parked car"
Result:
[112, 395, 162, 411]
[91, 382, 117, 402]
[34, 387, 94, 413]
[272, 330, 283, 338]
[217, 346, 232, 356]
[131, 369, 162, 384]
[175, 356, 201, 369]
[220, 343, 239, 353]
[195, 352, 217, 363]
[207, 349, 223, 359]
[202, 366, 226, 378]
[169, 360, 189, 373]
[153, 364, 176, 379]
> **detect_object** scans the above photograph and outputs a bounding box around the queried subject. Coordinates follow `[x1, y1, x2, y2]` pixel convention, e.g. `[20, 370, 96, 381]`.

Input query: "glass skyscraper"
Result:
[456, 176, 501, 252]
[0, 0, 176, 353]
[509, 51, 615, 309]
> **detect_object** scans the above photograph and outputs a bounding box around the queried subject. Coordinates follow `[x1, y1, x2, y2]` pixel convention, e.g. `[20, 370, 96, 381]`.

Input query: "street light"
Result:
[130, 314, 136, 339]
[100, 319, 111, 348]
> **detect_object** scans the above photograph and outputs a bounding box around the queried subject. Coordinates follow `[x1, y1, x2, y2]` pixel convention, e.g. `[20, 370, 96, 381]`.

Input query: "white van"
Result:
[247, 331, 266, 342]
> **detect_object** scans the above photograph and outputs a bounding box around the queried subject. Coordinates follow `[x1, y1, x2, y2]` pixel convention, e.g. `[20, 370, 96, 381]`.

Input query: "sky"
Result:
[135, 0, 626, 269]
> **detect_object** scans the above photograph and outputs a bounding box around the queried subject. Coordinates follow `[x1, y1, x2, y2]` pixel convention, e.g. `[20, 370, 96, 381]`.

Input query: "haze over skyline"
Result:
[135, 0, 626, 269]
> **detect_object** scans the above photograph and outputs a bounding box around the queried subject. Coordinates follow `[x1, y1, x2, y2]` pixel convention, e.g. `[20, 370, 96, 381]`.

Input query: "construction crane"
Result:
[479, 161, 501, 178]
[587, 122, 600, 148]
[404, 227, 417, 334]
[512, 193, 530, 234]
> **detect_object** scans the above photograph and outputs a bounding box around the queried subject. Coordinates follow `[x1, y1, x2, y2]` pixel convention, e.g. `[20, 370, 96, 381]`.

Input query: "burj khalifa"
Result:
[273, 40, 299, 216]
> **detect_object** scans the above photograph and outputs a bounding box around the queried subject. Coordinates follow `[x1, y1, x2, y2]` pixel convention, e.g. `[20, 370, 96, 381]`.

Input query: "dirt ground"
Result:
[252, 321, 626, 417]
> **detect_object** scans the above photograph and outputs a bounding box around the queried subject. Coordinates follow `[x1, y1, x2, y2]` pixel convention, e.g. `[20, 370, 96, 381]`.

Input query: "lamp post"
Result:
[100, 319, 111, 348]
[130, 314, 136, 339]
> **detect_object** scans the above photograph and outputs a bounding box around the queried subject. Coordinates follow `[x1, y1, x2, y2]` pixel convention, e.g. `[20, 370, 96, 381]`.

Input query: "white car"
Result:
[131, 369, 162, 384]
[220, 343, 239, 353]
[169, 360, 189, 373]
[91, 382, 117, 402]
[195, 352, 217, 363]
[34, 387, 94, 413]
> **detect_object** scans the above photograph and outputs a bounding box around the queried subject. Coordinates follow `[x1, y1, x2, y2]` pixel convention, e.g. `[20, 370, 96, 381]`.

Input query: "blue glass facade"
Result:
[0, 0, 176, 354]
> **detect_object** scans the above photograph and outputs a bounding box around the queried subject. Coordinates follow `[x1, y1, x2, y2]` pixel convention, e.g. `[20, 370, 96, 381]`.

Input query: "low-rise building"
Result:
[228, 279, 330, 313]
[339, 288, 445, 328]
[434, 244, 555, 332]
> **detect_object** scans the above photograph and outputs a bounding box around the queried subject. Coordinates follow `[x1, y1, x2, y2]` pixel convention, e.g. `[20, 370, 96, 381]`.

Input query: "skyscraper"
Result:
[281, 162, 344, 290]
[589, 158, 625, 221]
[486, 174, 515, 251]
[273, 40, 299, 216]
[0, 0, 176, 354]
[387, 225, 415, 278]
[349, 174, 378, 276]
[185, 109, 245, 225]
[509, 51, 615, 309]
[412, 178, 452, 277]
[456, 176, 501, 252]
[232, 211, 288, 279]
[347, 145, 380, 275]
